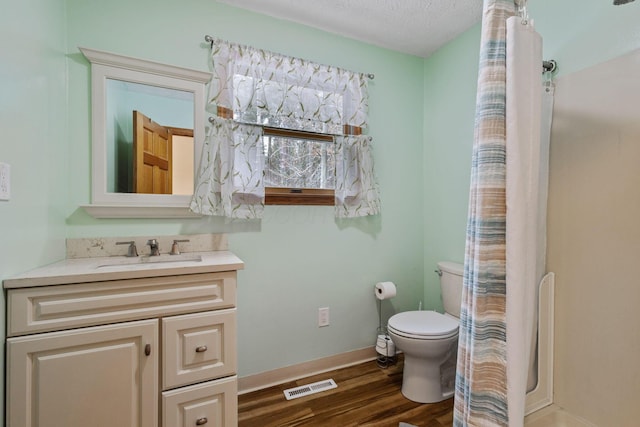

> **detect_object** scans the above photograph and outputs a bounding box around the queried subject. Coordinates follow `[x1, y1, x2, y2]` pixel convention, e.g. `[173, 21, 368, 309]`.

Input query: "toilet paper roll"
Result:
[375, 334, 395, 356]
[375, 281, 396, 300]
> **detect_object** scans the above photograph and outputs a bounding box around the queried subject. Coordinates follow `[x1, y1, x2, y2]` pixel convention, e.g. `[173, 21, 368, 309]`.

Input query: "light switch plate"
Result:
[318, 307, 330, 327]
[0, 163, 10, 201]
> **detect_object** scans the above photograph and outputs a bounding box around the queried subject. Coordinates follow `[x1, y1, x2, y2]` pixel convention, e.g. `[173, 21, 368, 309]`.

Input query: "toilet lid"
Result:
[388, 311, 459, 339]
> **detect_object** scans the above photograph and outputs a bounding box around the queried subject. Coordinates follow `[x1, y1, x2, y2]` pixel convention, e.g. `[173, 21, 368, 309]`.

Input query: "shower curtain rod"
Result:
[203, 35, 375, 80]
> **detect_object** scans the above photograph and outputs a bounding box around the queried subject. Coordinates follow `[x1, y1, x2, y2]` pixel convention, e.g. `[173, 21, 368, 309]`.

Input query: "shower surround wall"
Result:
[547, 49, 640, 427]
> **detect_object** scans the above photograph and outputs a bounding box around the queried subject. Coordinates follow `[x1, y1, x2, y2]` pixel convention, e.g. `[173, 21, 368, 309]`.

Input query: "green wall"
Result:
[0, 0, 69, 412]
[422, 24, 481, 311]
[529, 0, 640, 77]
[0, 0, 69, 277]
[63, 0, 425, 377]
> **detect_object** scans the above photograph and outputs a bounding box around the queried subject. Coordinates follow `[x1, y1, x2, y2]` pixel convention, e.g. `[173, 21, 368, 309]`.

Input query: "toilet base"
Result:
[401, 352, 456, 404]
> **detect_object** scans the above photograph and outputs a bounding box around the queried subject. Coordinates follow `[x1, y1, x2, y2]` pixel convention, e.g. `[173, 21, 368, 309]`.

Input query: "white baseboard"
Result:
[238, 346, 378, 395]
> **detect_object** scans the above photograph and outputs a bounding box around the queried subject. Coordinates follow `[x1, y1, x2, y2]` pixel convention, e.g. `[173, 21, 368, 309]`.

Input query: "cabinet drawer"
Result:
[7, 271, 236, 337]
[162, 376, 237, 427]
[163, 309, 237, 390]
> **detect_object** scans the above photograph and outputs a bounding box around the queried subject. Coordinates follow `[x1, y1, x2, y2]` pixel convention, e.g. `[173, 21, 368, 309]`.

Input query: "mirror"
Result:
[80, 47, 211, 218]
[106, 80, 194, 195]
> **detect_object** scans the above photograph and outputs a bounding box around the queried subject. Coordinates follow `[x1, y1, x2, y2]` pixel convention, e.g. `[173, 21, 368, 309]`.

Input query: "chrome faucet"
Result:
[146, 239, 160, 256]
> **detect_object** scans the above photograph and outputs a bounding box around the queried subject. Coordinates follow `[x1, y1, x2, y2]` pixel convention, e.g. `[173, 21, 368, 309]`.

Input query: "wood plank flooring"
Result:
[238, 356, 454, 427]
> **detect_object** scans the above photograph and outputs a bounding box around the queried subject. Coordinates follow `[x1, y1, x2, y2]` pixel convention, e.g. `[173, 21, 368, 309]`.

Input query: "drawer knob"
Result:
[195, 345, 208, 353]
[144, 344, 151, 356]
[196, 417, 208, 425]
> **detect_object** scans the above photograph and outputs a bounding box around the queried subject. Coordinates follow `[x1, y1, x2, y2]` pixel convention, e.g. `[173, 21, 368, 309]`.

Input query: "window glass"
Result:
[262, 131, 335, 190]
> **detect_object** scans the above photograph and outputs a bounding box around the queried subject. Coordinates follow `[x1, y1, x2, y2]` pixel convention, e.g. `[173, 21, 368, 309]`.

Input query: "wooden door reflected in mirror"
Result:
[133, 111, 194, 195]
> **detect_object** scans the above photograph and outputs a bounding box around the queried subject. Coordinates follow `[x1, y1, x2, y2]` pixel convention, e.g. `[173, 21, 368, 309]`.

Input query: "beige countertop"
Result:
[3, 251, 244, 289]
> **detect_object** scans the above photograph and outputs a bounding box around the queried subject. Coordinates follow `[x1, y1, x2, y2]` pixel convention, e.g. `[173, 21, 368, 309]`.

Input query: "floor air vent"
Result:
[283, 379, 337, 400]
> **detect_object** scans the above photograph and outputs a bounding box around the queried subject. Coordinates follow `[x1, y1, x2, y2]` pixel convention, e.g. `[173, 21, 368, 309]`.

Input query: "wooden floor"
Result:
[238, 356, 454, 427]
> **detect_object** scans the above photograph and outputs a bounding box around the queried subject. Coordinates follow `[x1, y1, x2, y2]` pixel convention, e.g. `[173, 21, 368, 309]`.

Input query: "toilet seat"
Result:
[388, 311, 459, 340]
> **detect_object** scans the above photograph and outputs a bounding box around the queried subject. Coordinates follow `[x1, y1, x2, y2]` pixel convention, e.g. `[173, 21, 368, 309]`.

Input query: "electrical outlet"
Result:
[0, 163, 10, 201]
[318, 307, 330, 327]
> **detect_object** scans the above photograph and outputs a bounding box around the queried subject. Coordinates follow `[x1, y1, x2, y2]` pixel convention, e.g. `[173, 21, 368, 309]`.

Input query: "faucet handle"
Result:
[116, 241, 138, 257]
[170, 239, 190, 255]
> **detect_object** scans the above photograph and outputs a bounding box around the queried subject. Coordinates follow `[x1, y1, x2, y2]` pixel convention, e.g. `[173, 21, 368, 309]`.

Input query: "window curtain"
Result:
[190, 38, 380, 218]
[454, 0, 515, 426]
[335, 135, 381, 218]
[190, 116, 264, 219]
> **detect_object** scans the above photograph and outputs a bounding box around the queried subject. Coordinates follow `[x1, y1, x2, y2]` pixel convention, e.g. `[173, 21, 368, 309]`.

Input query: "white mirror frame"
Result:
[79, 47, 211, 218]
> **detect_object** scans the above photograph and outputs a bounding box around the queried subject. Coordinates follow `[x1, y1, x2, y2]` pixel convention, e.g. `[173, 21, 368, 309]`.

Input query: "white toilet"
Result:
[387, 261, 464, 403]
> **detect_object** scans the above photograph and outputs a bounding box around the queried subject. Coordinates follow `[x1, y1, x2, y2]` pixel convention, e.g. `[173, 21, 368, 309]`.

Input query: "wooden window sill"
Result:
[265, 187, 334, 206]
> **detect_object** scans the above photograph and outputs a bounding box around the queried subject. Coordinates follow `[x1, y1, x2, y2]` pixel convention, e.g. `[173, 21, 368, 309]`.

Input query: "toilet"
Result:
[387, 261, 464, 403]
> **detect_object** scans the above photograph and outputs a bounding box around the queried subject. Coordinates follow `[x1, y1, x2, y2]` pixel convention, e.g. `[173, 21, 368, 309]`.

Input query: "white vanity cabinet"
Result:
[4, 252, 243, 427]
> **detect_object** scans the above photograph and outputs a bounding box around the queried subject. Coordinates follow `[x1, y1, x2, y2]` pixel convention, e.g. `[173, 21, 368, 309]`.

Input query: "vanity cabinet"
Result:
[5, 264, 241, 427]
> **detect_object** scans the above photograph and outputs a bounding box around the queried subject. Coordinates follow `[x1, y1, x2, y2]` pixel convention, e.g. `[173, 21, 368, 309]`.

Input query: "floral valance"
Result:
[207, 38, 369, 135]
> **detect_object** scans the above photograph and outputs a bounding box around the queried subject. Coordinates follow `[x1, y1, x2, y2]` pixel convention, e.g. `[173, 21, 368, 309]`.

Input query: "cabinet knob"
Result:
[195, 345, 208, 353]
[145, 344, 151, 356]
[195, 417, 208, 425]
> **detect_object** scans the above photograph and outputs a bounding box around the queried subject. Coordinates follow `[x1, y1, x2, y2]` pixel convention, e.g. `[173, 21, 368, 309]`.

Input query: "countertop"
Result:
[3, 251, 244, 289]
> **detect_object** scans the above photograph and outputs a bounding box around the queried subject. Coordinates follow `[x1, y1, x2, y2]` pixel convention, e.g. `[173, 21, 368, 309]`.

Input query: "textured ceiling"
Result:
[217, 0, 483, 58]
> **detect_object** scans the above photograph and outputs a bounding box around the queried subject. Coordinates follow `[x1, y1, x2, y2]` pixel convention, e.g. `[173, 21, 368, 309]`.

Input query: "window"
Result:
[190, 37, 380, 219]
[262, 127, 335, 205]
[233, 74, 344, 206]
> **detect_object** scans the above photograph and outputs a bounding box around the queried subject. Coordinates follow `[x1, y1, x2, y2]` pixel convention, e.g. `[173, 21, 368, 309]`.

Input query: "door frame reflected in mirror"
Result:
[79, 47, 211, 218]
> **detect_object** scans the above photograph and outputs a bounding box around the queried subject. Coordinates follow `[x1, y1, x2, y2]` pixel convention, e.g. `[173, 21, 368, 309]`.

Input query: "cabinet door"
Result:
[7, 319, 158, 427]
[162, 376, 237, 427]
[163, 309, 237, 390]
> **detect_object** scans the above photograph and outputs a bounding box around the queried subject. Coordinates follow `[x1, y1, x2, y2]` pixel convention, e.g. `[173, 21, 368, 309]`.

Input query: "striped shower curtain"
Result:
[454, 0, 534, 426]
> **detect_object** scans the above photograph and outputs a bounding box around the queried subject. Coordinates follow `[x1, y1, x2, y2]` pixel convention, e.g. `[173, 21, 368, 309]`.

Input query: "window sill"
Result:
[264, 188, 334, 206]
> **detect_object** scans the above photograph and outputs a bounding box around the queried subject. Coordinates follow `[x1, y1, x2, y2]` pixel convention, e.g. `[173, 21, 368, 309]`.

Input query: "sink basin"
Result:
[95, 254, 203, 269]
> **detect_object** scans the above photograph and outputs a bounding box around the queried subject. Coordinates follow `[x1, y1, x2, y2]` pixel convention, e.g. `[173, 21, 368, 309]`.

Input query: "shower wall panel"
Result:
[547, 48, 640, 427]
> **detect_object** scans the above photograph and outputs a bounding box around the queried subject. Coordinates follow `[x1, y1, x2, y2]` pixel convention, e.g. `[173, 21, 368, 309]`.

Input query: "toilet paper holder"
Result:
[376, 334, 395, 356]
[375, 333, 397, 368]
[374, 281, 397, 368]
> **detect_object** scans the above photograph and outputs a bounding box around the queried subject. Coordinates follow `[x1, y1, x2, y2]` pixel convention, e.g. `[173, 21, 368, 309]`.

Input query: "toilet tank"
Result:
[438, 261, 464, 318]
